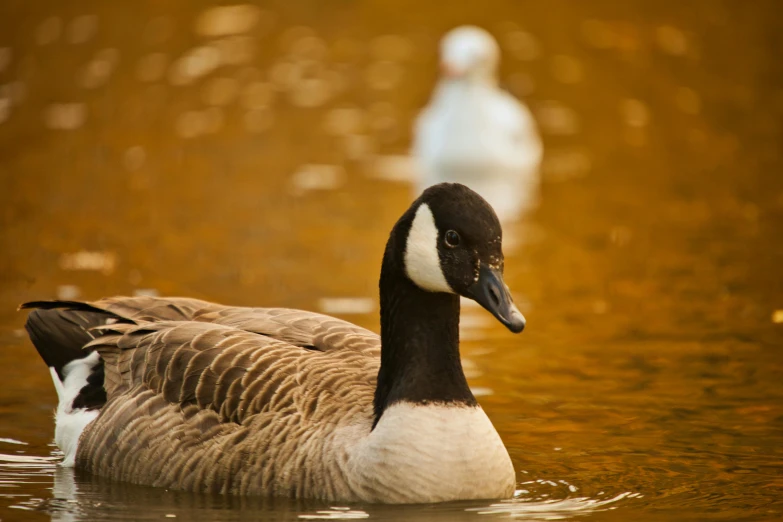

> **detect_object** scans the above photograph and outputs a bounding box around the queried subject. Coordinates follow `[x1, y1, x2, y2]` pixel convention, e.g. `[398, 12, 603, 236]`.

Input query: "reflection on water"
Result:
[0, 459, 635, 521]
[1, 0, 783, 521]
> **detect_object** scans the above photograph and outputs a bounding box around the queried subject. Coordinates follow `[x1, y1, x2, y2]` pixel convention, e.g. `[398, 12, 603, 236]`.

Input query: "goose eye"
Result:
[444, 230, 461, 248]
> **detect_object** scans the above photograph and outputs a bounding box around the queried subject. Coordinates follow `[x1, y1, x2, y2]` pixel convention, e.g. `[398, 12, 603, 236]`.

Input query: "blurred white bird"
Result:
[413, 26, 543, 220]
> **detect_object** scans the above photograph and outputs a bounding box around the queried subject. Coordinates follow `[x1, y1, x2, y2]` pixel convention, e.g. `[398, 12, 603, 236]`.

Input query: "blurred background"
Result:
[1, 1, 782, 520]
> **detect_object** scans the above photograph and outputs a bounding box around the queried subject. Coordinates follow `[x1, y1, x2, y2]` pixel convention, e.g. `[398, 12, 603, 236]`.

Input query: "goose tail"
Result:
[21, 301, 117, 466]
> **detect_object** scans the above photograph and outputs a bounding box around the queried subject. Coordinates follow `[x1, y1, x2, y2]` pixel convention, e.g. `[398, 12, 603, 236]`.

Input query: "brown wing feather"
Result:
[25, 296, 381, 498]
[87, 312, 379, 422]
[61, 295, 379, 354]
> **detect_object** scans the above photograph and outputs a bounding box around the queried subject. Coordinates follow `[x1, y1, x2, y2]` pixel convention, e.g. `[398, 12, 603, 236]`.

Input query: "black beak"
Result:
[464, 265, 526, 333]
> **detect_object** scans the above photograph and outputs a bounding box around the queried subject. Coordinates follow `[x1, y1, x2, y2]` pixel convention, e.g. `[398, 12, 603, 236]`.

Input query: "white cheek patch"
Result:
[404, 204, 454, 293]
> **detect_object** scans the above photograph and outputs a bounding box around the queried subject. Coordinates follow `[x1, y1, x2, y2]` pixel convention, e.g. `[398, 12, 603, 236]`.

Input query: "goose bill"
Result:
[465, 265, 525, 333]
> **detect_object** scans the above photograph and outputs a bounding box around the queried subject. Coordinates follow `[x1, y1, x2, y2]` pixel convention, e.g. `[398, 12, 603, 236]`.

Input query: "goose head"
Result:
[398, 183, 525, 333]
[439, 26, 500, 83]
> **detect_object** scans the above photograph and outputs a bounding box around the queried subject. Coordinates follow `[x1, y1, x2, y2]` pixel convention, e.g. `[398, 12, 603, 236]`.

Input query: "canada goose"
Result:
[414, 26, 543, 220]
[21, 182, 526, 504]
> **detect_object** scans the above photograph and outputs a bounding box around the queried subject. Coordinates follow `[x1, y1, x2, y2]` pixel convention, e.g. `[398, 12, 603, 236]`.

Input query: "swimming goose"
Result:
[414, 26, 543, 220]
[21, 183, 525, 504]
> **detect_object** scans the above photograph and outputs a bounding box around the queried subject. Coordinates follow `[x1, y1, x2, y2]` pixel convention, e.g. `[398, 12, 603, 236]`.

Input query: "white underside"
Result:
[345, 402, 516, 503]
[49, 351, 101, 467]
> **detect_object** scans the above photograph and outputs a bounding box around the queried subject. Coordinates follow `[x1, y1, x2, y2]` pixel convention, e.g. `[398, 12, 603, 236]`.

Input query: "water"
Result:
[1, 1, 782, 520]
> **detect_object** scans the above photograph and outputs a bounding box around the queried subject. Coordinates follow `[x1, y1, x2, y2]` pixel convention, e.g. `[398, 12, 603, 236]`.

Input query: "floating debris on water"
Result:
[366, 155, 414, 181]
[175, 108, 224, 138]
[364, 60, 403, 91]
[370, 35, 412, 61]
[67, 14, 99, 45]
[289, 77, 332, 108]
[656, 25, 689, 56]
[331, 37, 363, 62]
[36, 16, 62, 46]
[176, 111, 206, 138]
[343, 134, 375, 161]
[279, 26, 317, 52]
[202, 76, 240, 106]
[609, 226, 633, 246]
[3, 81, 26, 105]
[290, 164, 345, 195]
[123, 146, 146, 171]
[213, 36, 256, 66]
[169, 46, 222, 86]
[460, 312, 494, 330]
[551, 54, 583, 84]
[323, 107, 365, 136]
[59, 251, 117, 274]
[535, 100, 580, 135]
[676, 87, 701, 114]
[620, 98, 650, 128]
[505, 71, 535, 96]
[367, 102, 399, 142]
[290, 35, 328, 61]
[270, 61, 301, 89]
[134, 288, 160, 297]
[318, 297, 374, 315]
[470, 387, 494, 397]
[503, 29, 541, 61]
[542, 147, 591, 182]
[44, 102, 87, 130]
[592, 300, 609, 314]
[128, 269, 143, 286]
[57, 285, 81, 300]
[0, 48, 11, 73]
[243, 108, 274, 133]
[80, 48, 120, 89]
[462, 358, 482, 379]
[0, 81, 27, 123]
[241, 81, 275, 109]
[298, 508, 369, 520]
[624, 126, 647, 148]
[136, 53, 169, 83]
[459, 306, 499, 341]
[144, 16, 174, 46]
[0, 438, 27, 445]
[581, 19, 616, 49]
[194, 5, 263, 37]
[0, 97, 9, 124]
[468, 491, 636, 518]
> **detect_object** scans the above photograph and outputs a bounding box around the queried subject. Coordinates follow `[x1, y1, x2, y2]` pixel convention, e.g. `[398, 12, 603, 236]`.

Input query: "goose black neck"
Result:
[373, 232, 476, 426]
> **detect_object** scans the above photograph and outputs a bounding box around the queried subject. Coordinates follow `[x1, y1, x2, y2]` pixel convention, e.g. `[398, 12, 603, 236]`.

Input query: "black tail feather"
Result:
[19, 300, 118, 315]
[22, 302, 119, 411]
[71, 362, 107, 410]
[22, 302, 119, 381]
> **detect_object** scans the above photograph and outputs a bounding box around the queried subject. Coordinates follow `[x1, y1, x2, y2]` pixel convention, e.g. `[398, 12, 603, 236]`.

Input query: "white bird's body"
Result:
[414, 26, 543, 220]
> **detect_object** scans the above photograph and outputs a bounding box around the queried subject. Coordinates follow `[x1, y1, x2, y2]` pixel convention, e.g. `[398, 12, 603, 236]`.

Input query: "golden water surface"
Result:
[1, 1, 782, 520]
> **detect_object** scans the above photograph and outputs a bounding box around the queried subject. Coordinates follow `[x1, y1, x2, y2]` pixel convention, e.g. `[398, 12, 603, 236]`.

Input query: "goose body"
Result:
[414, 26, 543, 219]
[23, 183, 525, 503]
